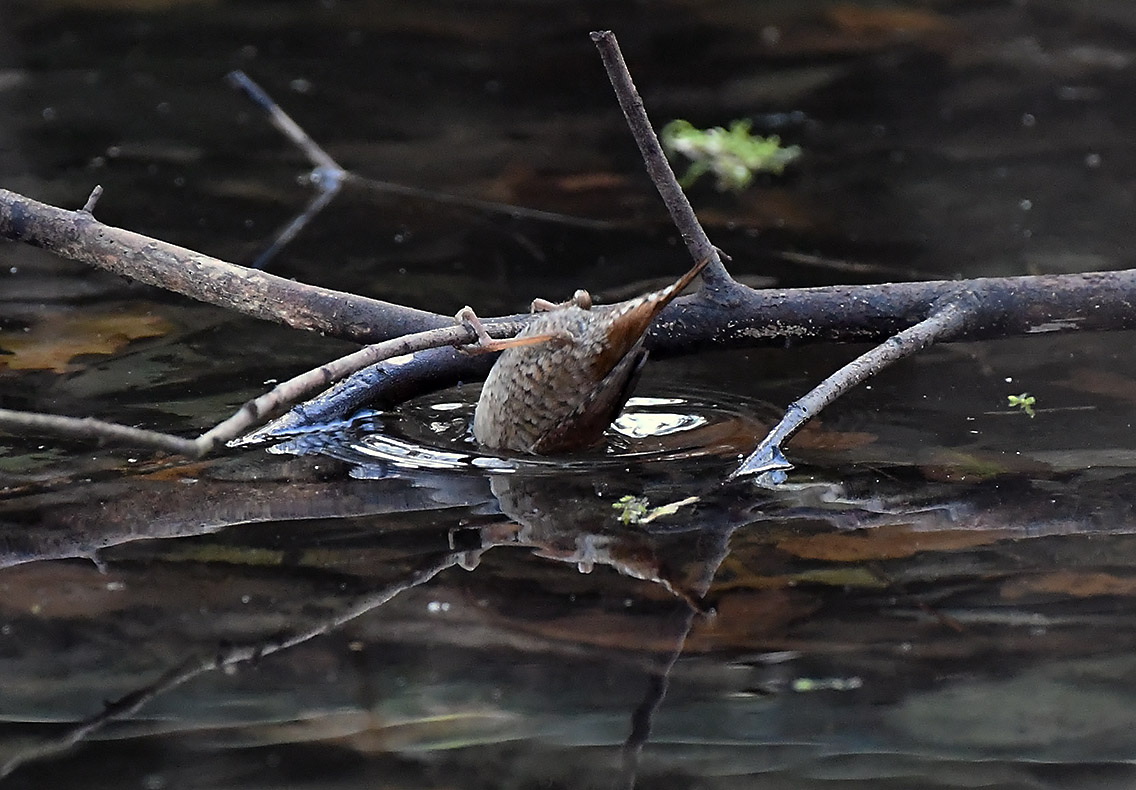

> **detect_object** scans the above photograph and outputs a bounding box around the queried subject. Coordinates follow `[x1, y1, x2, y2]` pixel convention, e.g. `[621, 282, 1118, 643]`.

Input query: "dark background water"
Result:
[4, 1, 1136, 788]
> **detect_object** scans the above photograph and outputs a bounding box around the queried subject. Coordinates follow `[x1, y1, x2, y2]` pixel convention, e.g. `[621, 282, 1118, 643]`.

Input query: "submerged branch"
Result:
[0, 321, 522, 456]
[730, 297, 977, 478]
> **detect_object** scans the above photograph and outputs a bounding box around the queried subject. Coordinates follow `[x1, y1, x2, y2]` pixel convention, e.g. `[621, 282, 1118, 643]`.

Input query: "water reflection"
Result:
[0, 438, 740, 785]
[4, 399, 1136, 785]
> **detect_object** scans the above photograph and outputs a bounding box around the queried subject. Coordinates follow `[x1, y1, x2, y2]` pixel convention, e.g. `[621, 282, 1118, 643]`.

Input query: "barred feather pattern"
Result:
[472, 258, 708, 454]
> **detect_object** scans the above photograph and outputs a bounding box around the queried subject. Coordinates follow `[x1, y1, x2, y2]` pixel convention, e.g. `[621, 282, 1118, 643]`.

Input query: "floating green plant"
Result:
[662, 119, 801, 191]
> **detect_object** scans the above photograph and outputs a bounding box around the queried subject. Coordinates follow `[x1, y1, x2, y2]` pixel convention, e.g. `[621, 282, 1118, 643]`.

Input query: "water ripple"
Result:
[268, 385, 770, 477]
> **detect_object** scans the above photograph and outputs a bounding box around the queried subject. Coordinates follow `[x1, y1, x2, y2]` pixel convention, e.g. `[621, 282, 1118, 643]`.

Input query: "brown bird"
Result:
[466, 258, 708, 454]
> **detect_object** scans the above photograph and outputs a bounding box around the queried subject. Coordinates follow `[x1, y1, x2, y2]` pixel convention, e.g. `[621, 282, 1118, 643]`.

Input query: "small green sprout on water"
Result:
[612, 494, 700, 525]
[661, 119, 802, 192]
[1007, 393, 1037, 417]
[791, 676, 863, 693]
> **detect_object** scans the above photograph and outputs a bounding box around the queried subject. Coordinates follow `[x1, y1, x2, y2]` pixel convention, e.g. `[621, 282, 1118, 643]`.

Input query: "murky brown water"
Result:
[4, 1, 1136, 787]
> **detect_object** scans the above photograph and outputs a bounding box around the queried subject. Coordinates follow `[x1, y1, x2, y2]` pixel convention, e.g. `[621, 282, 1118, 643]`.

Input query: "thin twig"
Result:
[730, 297, 977, 479]
[232, 346, 495, 446]
[0, 409, 200, 455]
[341, 172, 618, 230]
[80, 184, 103, 214]
[591, 30, 733, 296]
[200, 320, 524, 453]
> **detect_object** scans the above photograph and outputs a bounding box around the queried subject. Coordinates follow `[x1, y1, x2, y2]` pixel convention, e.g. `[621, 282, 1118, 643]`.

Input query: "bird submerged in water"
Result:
[465, 258, 708, 454]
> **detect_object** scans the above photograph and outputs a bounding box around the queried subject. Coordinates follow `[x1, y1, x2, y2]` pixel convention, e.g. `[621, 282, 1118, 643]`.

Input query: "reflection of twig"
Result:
[250, 176, 343, 270]
[228, 71, 615, 270]
[227, 70, 347, 269]
[618, 608, 697, 790]
[0, 551, 461, 779]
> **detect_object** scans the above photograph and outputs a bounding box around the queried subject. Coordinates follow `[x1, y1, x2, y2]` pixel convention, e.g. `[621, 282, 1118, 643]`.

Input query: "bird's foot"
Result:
[531, 289, 592, 313]
[455, 307, 574, 354]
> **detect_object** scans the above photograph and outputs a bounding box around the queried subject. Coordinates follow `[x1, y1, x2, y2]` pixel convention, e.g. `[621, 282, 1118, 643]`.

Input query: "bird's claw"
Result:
[531, 289, 592, 313]
[455, 307, 575, 354]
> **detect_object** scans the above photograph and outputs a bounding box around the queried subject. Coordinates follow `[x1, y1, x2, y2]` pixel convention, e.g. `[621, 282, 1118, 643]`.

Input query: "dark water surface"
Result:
[4, 1, 1136, 787]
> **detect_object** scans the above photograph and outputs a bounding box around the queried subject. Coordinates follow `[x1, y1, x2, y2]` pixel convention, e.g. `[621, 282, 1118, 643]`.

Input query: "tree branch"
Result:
[6, 181, 1136, 457]
[590, 30, 734, 297]
[0, 188, 449, 344]
[650, 270, 1136, 352]
[6, 186, 1134, 358]
[730, 297, 977, 478]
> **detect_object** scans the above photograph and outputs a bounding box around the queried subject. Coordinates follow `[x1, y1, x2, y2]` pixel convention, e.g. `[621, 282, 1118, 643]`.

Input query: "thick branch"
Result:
[650, 270, 1136, 354]
[0, 188, 449, 344]
[6, 186, 1133, 363]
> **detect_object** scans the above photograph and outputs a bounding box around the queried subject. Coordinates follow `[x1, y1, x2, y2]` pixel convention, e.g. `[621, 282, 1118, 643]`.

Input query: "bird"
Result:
[464, 257, 708, 454]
